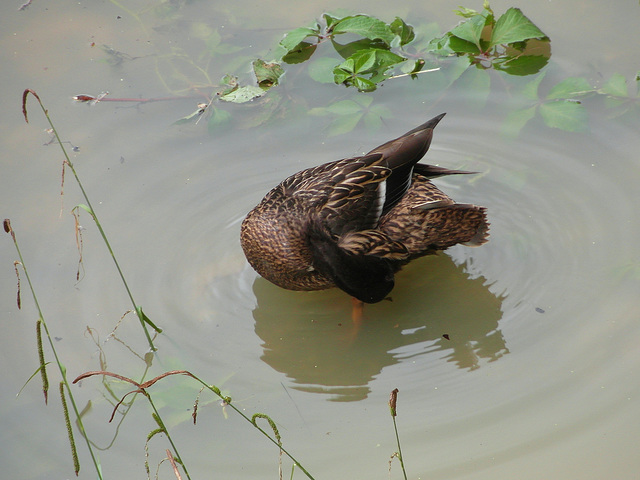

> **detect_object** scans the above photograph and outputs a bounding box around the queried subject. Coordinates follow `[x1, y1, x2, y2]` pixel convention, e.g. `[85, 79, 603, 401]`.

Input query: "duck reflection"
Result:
[252, 254, 506, 401]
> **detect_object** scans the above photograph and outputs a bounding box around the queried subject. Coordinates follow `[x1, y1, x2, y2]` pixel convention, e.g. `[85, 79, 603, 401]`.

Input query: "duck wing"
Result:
[366, 113, 446, 215]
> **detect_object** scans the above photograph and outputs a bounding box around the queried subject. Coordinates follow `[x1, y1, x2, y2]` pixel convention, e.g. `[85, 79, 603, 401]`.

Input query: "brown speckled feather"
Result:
[240, 113, 490, 303]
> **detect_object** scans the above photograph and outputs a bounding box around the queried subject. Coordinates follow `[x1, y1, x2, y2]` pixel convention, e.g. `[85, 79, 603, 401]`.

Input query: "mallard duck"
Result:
[241, 113, 489, 304]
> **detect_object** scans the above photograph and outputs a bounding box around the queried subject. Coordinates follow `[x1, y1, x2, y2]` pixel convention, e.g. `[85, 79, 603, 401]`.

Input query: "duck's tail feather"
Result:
[380, 204, 490, 259]
[413, 164, 478, 179]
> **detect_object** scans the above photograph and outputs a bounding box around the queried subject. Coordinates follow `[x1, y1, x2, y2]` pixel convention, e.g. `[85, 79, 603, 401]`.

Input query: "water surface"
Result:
[1, 1, 640, 479]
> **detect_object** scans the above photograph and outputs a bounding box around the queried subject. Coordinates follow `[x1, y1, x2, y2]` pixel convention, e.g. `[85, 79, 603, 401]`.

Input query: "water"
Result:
[1, 1, 640, 479]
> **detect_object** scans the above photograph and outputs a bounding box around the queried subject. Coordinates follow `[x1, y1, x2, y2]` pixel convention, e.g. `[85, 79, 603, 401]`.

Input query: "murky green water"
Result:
[2, 1, 640, 479]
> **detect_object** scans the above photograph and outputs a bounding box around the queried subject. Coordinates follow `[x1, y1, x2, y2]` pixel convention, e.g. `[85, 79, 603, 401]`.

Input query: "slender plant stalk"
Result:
[389, 388, 408, 480]
[205, 382, 314, 479]
[146, 395, 192, 480]
[21, 90, 313, 479]
[22, 89, 160, 352]
[4, 219, 103, 479]
[193, 377, 315, 479]
[74, 369, 316, 480]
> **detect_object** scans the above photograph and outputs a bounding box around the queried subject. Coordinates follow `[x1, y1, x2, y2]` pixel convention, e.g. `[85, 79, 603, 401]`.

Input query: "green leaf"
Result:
[493, 54, 549, 76]
[323, 13, 340, 29]
[281, 42, 317, 64]
[598, 73, 629, 97]
[364, 103, 393, 130]
[426, 34, 453, 56]
[546, 77, 594, 99]
[400, 58, 426, 75]
[352, 49, 377, 73]
[331, 37, 389, 60]
[252, 59, 284, 89]
[444, 56, 473, 86]
[454, 6, 481, 18]
[327, 112, 364, 136]
[136, 306, 163, 333]
[501, 105, 537, 137]
[353, 94, 374, 108]
[539, 100, 588, 132]
[454, 67, 491, 109]
[280, 26, 319, 52]
[336, 48, 405, 75]
[448, 35, 481, 54]
[75, 204, 96, 221]
[333, 48, 405, 91]
[450, 13, 487, 49]
[331, 15, 395, 45]
[333, 66, 353, 84]
[389, 17, 415, 46]
[353, 77, 377, 92]
[490, 8, 547, 47]
[219, 74, 239, 96]
[520, 70, 546, 100]
[326, 99, 365, 115]
[219, 85, 265, 103]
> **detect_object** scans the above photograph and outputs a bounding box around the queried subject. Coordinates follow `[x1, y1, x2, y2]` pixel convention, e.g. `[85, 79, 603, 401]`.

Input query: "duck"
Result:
[240, 113, 489, 304]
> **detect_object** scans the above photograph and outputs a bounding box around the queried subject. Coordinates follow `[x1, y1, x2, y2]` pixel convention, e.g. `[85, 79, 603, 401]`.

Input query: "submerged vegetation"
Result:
[75, 1, 640, 136]
[6, 1, 640, 478]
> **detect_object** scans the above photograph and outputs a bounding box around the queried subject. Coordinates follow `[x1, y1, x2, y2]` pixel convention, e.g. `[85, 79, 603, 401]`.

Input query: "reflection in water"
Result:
[252, 254, 506, 401]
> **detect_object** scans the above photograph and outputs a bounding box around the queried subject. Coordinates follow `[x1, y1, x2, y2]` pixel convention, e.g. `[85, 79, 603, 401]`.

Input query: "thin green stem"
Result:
[392, 415, 408, 480]
[22, 90, 159, 352]
[146, 395, 192, 480]
[193, 378, 315, 480]
[5, 221, 103, 479]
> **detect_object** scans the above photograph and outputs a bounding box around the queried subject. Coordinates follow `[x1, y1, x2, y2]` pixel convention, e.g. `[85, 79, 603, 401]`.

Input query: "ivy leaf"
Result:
[455, 0, 493, 18]
[326, 99, 368, 115]
[546, 77, 594, 99]
[207, 107, 231, 133]
[218, 74, 239, 96]
[520, 69, 546, 101]
[331, 15, 396, 45]
[426, 34, 453, 56]
[333, 48, 405, 90]
[219, 85, 265, 103]
[539, 100, 588, 132]
[331, 37, 389, 60]
[453, 67, 491, 110]
[454, 6, 482, 18]
[337, 48, 405, 75]
[252, 59, 284, 89]
[598, 73, 629, 97]
[490, 8, 547, 47]
[501, 105, 537, 137]
[323, 13, 340, 30]
[333, 65, 353, 85]
[363, 103, 393, 130]
[450, 13, 487, 50]
[448, 35, 481, 54]
[281, 42, 317, 64]
[493, 54, 549, 75]
[352, 77, 377, 92]
[280, 26, 319, 52]
[326, 112, 364, 136]
[389, 17, 415, 46]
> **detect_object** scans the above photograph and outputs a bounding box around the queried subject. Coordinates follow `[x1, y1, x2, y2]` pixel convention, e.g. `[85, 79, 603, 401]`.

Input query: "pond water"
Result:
[1, 0, 640, 479]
